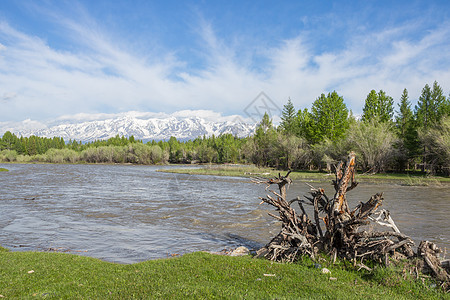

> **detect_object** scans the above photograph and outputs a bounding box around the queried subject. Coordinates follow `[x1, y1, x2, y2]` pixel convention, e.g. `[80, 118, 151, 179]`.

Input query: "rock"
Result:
[230, 246, 250, 256]
[321, 268, 331, 274]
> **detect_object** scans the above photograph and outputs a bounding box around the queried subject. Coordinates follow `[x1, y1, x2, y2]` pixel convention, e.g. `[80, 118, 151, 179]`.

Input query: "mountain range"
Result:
[14, 115, 256, 142]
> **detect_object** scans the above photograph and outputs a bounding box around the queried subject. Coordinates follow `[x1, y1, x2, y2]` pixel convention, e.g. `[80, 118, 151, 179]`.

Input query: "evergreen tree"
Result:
[361, 90, 378, 122]
[395, 89, 419, 169]
[415, 84, 432, 129]
[253, 112, 277, 166]
[310, 91, 349, 143]
[431, 81, 449, 122]
[295, 108, 314, 142]
[279, 98, 296, 135]
[1, 131, 18, 151]
[396, 89, 413, 137]
[362, 90, 394, 123]
[414, 81, 449, 129]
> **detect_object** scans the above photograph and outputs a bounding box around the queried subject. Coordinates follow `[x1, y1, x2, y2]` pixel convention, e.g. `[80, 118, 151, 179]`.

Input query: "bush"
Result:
[0, 150, 18, 162]
[347, 120, 398, 172]
[45, 148, 80, 163]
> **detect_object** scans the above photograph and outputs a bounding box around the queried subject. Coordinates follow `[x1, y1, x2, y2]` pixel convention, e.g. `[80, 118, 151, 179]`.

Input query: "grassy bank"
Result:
[158, 165, 450, 185]
[0, 246, 445, 299]
[0, 167, 8, 172]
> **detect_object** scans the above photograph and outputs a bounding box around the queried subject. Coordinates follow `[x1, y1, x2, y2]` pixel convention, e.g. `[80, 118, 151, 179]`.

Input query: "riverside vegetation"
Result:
[1, 81, 450, 176]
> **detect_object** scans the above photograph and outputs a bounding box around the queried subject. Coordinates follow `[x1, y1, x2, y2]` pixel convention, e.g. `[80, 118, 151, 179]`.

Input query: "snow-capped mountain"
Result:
[15, 115, 256, 142]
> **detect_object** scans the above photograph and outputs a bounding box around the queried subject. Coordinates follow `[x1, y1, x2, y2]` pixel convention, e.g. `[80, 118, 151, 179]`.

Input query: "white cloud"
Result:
[0, 8, 450, 127]
[0, 119, 47, 134]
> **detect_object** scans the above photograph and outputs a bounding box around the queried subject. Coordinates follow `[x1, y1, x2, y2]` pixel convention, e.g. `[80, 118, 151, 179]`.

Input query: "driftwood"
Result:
[253, 152, 449, 288]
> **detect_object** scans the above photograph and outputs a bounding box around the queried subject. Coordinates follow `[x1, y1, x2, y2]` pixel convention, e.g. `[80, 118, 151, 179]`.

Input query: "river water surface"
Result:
[0, 163, 448, 263]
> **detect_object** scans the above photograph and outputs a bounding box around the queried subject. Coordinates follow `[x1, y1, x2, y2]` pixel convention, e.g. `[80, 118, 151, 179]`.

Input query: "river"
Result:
[0, 163, 448, 263]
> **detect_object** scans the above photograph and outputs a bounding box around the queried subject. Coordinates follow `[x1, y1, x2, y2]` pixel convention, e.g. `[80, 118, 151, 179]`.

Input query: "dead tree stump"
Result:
[253, 152, 449, 287]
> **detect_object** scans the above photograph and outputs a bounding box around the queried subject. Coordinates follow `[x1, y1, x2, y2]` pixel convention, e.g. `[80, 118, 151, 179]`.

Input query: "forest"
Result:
[1, 81, 449, 175]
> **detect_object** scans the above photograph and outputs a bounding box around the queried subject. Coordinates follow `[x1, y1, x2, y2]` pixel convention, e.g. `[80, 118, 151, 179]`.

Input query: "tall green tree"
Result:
[310, 91, 349, 143]
[295, 108, 314, 142]
[396, 89, 413, 137]
[415, 81, 450, 129]
[362, 90, 394, 123]
[415, 83, 433, 130]
[1, 131, 18, 151]
[253, 112, 278, 166]
[279, 98, 297, 135]
[395, 88, 419, 169]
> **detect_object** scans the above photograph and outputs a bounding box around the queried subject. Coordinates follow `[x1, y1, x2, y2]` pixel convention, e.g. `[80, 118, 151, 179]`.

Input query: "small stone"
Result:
[329, 277, 337, 281]
[321, 268, 331, 274]
[314, 263, 322, 269]
[28, 270, 35, 274]
[230, 246, 249, 256]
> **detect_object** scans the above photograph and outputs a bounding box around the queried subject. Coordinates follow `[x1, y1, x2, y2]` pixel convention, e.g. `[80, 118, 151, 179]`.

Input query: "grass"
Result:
[159, 165, 331, 182]
[0, 167, 8, 172]
[0, 246, 446, 299]
[158, 165, 450, 185]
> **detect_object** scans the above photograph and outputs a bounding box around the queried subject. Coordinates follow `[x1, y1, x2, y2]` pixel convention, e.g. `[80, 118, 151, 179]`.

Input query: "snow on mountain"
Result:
[15, 115, 256, 142]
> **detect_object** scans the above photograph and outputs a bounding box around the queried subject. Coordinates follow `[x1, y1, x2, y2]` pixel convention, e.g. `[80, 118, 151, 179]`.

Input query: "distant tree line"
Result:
[1, 81, 449, 174]
[0, 131, 248, 165]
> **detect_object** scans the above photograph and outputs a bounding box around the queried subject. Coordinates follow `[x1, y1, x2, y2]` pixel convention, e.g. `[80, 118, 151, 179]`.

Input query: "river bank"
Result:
[0, 246, 446, 299]
[158, 164, 450, 185]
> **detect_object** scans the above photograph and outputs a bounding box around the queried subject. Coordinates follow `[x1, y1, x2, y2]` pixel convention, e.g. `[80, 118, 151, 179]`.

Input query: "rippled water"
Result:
[0, 163, 449, 263]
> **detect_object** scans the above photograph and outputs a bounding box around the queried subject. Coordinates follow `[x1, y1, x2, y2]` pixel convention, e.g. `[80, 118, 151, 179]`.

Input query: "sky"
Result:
[1, 0, 450, 128]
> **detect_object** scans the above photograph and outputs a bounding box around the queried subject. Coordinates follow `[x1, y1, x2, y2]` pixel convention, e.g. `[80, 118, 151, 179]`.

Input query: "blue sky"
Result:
[1, 0, 450, 127]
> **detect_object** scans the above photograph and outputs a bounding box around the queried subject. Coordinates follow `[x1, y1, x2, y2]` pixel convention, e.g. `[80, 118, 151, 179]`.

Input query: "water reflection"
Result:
[0, 163, 448, 263]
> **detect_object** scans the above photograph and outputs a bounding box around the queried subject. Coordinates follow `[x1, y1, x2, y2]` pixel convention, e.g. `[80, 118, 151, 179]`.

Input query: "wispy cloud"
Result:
[0, 3, 449, 127]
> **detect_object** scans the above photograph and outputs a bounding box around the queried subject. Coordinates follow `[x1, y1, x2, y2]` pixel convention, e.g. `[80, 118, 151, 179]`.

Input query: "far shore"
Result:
[157, 164, 450, 185]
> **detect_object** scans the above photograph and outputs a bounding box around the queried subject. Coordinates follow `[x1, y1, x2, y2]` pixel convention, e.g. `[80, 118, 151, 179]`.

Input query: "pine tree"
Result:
[414, 82, 446, 129]
[310, 91, 349, 143]
[362, 90, 394, 123]
[431, 81, 450, 122]
[395, 88, 419, 169]
[361, 90, 378, 122]
[279, 98, 296, 135]
[377, 90, 394, 122]
[254, 113, 277, 166]
[295, 108, 315, 142]
[396, 89, 413, 137]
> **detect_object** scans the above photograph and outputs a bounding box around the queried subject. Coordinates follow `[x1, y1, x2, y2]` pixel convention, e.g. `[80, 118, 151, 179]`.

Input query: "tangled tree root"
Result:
[253, 152, 449, 290]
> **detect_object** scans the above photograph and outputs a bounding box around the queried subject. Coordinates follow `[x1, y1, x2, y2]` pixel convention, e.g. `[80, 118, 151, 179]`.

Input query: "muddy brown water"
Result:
[0, 163, 449, 263]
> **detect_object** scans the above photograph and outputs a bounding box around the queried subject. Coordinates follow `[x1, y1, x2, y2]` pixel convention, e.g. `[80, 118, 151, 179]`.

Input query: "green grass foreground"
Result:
[0, 247, 445, 299]
[158, 165, 450, 185]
